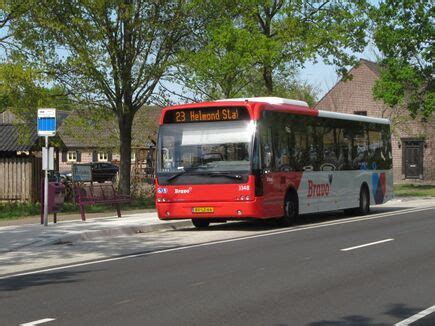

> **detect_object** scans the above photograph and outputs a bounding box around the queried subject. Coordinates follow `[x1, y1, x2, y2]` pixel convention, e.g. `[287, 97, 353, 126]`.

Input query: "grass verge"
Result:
[0, 197, 155, 220]
[394, 184, 435, 197]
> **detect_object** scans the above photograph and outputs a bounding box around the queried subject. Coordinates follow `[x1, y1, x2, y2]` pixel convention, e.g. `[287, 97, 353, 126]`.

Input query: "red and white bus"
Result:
[155, 97, 393, 228]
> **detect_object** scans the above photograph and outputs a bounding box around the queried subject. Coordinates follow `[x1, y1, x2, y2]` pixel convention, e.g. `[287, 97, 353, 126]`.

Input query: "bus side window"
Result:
[260, 111, 277, 171]
[274, 114, 290, 171]
[368, 124, 382, 169]
[382, 124, 393, 169]
[320, 121, 338, 171]
[261, 126, 274, 171]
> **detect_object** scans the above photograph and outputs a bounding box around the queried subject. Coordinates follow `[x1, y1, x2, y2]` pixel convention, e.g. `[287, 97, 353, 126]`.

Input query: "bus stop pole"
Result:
[44, 135, 49, 227]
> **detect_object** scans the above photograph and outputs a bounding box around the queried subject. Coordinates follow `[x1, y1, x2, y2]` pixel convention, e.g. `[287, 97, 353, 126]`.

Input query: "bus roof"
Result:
[160, 97, 390, 125]
[217, 97, 390, 125]
[317, 110, 390, 125]
[215, 97, 309, 107]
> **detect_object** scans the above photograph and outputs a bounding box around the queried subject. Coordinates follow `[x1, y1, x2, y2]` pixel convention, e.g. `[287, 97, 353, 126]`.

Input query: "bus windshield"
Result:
[157, 121, 255, 178]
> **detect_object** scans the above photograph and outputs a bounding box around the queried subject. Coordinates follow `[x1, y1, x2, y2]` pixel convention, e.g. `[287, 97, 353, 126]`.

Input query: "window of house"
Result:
[354, 111, 367, 116]
[98, 152, 108, 162]
[131, 152, 136, 161]
[67, 151, 77, 162]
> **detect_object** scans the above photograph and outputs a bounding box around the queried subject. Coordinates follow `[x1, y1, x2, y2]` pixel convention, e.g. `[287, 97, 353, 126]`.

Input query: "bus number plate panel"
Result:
[192, 207, 214, 213]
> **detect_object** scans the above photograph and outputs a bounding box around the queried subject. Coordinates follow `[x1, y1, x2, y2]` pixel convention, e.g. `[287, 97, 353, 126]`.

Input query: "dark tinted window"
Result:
[259, 111, 391, 172]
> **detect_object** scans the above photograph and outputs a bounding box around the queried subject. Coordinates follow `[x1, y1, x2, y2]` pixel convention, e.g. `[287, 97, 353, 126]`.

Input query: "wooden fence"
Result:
[0, 157, 42, 203]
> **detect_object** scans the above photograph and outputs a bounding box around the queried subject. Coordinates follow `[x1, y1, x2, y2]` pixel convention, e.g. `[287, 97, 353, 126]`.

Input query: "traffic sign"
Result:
[42, 147, 54, 171]
[37, 108, 57, 137]
[72, 164, 93, 182]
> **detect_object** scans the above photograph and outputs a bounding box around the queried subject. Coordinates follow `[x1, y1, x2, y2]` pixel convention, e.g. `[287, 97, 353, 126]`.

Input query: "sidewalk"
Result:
[0, 210, 192, 254]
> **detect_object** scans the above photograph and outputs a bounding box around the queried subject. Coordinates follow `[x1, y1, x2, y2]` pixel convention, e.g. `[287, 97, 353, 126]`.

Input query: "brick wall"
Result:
[315, 59, 434, 184]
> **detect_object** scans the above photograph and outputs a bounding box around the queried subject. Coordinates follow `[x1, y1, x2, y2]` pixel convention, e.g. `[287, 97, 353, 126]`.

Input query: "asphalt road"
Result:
[1, 207, 434, 326]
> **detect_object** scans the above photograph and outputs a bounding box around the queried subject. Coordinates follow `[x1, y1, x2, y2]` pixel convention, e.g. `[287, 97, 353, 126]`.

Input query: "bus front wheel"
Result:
[192, 219, 210, 228]
[278, 195, 298, 227]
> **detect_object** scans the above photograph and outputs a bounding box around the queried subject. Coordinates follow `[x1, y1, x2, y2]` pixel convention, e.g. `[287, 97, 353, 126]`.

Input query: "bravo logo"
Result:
[307, 180, 330, 198]
[174, 187, 192, 194]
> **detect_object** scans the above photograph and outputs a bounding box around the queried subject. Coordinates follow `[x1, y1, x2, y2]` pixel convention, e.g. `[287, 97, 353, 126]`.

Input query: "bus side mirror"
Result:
[253, 168, 264, 176]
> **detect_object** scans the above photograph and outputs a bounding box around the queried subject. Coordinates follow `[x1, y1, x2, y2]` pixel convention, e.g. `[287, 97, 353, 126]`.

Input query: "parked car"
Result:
[91, 162, 119, 183]
[60, 171, 72, 182]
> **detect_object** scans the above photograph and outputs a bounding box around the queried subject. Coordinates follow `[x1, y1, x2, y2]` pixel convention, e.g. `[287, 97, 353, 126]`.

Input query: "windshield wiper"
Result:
[167, 169, 243, 181]
[166, 166, 205, 181]
[207, 172, 242, 180]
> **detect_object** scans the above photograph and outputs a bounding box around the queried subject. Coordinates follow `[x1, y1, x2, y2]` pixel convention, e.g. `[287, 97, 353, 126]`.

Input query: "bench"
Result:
[74, 183, 130, 221]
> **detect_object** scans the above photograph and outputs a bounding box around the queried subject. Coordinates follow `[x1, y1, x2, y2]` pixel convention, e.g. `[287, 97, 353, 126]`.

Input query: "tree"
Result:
[371, 0, 433, 117]
[11, 0, 195, 194]
[168, 1, 368, 102]
[245, 0, 370, 95]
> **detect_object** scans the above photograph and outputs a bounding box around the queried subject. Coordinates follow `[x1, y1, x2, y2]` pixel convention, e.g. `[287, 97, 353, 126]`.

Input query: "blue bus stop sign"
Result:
[37, 108, 57, 137]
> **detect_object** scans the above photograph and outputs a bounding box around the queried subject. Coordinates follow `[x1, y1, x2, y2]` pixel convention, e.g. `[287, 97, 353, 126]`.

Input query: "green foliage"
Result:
[371, 1, 433, 117]
[394, 184, 435, 197]
[0, 0, 28, 46]
[271, 80, 318, 107]
[0, 61, 70, 114]
[0, 202, 41, 219]
[172, 17, 260, 100]
[171, 0, 368, 101]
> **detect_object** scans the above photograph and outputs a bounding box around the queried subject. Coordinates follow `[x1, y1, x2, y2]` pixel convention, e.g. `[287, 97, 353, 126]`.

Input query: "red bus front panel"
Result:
[157, 176, 274, 219]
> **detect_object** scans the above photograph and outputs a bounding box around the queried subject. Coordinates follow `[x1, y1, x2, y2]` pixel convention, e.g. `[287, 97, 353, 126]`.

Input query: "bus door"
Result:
[260, 128, 283, 217]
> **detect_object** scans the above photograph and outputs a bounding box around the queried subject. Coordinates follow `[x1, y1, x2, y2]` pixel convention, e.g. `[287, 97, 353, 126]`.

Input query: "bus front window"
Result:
[157, 121, 254, 178]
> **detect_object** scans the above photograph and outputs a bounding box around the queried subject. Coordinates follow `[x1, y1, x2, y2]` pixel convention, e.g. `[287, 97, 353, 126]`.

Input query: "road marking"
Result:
[20, 318, 56, 326]
[0, 206, 433, 280]
[395, 305, 435, 326]
[341, 238, 394, 252]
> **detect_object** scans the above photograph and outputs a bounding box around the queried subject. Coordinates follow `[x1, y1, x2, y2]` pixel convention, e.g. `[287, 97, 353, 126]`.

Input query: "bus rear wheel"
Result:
[345, 186, 370, 216]
[358, 186, 370, 215]
[192, 219, 210, 228]
[278, 195, 298, 227]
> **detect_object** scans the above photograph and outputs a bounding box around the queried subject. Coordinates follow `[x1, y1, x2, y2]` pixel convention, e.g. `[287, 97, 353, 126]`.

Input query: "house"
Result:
[315, 59, 434, 184]
[57, 106, 162, 176]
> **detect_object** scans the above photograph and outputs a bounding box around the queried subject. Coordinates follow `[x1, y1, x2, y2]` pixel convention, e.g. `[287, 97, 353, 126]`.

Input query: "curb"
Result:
[1, 220, 194, 253]
[47, 220, 194, 246]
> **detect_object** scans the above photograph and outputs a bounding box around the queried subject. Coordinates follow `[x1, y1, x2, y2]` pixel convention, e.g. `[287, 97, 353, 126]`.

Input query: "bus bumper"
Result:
[157, 198, 268, 220]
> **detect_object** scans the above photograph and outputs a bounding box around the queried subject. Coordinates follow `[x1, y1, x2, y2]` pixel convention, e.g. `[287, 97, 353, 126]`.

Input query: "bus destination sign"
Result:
[164, 106, 249, 123]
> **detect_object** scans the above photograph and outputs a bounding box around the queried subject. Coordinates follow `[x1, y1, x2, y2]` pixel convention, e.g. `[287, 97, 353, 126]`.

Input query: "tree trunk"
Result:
[118, 112, 133, 195]
[263, 64, 274, 95]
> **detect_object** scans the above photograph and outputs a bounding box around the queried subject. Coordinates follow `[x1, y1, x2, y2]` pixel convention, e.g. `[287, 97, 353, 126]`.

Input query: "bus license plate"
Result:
[192, 207, 214, 213]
